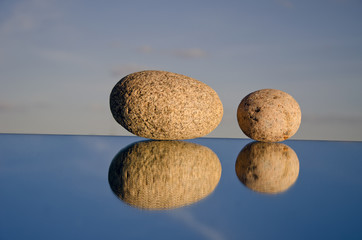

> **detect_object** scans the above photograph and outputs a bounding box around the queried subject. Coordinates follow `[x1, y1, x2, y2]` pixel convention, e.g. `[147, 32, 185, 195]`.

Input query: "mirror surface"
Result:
[1, 134, 361, 239]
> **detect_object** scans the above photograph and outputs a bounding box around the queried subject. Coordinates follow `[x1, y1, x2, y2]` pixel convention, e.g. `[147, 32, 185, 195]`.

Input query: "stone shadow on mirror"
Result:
[108, 140, 222, 210]
[235, 141, 299, 194]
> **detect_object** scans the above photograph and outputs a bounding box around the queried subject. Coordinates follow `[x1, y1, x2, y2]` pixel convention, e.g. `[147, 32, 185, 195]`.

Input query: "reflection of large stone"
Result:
[108, 140, 222, 210]
[235, 142, 299, 194]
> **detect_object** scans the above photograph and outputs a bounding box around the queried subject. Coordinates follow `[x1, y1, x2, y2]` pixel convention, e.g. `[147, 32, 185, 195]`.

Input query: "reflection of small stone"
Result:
[108, 140, 222, 210]
[110, 70, 223, 140]
[237, 89, 301, 142]
[235, 142, 299, 194]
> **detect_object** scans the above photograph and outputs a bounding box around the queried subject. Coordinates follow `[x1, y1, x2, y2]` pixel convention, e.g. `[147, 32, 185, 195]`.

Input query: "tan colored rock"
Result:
[110, 70, 223, 140]
[108, 140, 222, 210]
[237, 89, 301, 142]
[235, 142, 299, 194]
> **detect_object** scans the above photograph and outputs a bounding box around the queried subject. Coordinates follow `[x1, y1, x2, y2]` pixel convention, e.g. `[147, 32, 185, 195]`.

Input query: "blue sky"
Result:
[0, 0, 361, 140]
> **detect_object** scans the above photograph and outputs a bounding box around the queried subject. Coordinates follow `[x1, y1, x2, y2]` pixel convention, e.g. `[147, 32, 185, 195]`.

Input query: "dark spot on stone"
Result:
[249, 115, 259, 122]
[248, 165, 257, 171]
[283, 130, 291, 139]
[255, 107, 261, 112]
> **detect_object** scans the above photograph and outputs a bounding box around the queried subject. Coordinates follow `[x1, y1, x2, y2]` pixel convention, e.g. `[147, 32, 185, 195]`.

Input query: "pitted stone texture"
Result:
[110, 70, 223, 140]
[235, 142, 299, 194]
[108, 140, 222, 210]
[237, 89, 301, 142]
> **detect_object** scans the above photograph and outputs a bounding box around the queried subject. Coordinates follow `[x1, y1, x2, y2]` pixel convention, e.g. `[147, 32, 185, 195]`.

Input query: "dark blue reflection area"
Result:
[0, 134, 362, 240]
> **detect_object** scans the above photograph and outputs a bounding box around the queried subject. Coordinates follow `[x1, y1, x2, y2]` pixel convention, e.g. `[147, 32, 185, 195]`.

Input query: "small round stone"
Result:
[108, 140, 222, 210]
[237, 89, 301, 142]
[235, 142, 299, 194]
[110, 70, 223, 140]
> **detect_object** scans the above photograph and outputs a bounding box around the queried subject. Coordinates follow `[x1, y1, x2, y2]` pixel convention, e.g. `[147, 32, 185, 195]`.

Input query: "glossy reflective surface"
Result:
[1, 134, 362, 240]
[235, 142, 299, 194]
[109, 140, 221, 210]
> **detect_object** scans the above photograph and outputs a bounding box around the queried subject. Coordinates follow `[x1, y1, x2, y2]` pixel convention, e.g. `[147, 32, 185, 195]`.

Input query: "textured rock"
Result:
[108, 140, 222, 210]
[237, 89, 301, 142]
[110, 70, 223, 140]
[235, 142, 299, 194]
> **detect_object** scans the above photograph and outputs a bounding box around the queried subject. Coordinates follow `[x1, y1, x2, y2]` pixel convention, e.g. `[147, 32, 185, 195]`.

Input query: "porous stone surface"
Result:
[235, 142, 299, 194]
[110, 70, 223, 140]
[108, 140, 222, 210]
[237, 89, 301, 142]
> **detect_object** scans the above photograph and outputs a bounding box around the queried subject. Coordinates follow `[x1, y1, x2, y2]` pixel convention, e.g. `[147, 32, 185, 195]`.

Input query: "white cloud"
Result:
[137, 45, 153, 54]
[0, 102, 16, 112]
[110, 64, 150, 78]
[0, 0, 61, 36]
[302, 114, 362, 125]
[37, 48, 93, 66]
[170, 48, 208, 59]
[88, 103, 107, 112]
[0, 101, 50, 112]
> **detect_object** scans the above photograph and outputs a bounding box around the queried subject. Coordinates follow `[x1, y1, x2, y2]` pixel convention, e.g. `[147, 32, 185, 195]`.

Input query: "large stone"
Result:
[235, 142, 299, 194]
[110, 70, 223, 140]
[237, 89, 301, 142]
[108, 140, 222, 210]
